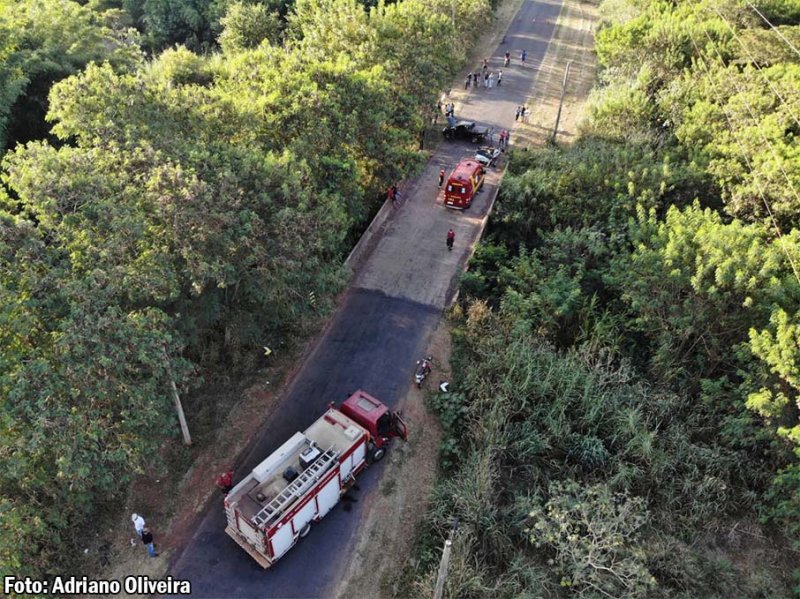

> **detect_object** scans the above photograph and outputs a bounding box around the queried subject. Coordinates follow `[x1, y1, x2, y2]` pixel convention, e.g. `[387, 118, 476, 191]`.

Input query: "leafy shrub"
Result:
[527, 480, 655, 597]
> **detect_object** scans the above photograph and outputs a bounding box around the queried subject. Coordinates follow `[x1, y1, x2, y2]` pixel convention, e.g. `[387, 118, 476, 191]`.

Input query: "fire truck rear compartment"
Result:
[229, 410, 365, 523]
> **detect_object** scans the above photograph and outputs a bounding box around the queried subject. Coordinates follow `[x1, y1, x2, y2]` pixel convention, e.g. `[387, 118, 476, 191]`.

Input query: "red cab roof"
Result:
[340, 389, 388, 429]
[450, 159, 482, 182]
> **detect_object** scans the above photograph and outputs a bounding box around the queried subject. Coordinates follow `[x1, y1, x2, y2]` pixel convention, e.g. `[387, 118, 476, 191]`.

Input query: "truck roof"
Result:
[450, 159, 483, 182]
[340, 390, 388, 431]
[227, 408, 367, 529]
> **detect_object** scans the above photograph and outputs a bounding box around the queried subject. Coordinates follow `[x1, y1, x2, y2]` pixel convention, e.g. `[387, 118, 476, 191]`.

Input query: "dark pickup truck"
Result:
[442, 120, 492, 143]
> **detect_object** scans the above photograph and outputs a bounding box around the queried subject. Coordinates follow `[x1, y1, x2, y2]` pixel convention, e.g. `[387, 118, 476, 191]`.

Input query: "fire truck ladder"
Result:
[251, 447, 338, 528]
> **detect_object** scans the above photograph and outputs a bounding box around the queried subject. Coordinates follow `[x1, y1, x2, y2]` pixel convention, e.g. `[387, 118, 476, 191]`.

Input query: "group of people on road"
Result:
[503, 49, 527, 65]
[515, 105, 531, 123]
[465, 69, 502, 90]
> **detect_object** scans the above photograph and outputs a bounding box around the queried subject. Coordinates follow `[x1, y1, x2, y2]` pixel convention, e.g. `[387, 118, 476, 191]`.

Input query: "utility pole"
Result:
[163, 346, 192, 445]
[432, 518, 459, 599]
[432, 539, 452, 599]
[551, 60, 573, 144]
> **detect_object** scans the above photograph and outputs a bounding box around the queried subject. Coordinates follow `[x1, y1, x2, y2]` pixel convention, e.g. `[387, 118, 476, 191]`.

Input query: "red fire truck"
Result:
[224, 390, 407, 568]
[444, 158, 485, 209]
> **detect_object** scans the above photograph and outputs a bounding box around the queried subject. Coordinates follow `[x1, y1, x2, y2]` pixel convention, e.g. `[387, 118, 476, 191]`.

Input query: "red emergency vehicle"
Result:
[444, 159, 485, 209]
[224, 390, 407, 568]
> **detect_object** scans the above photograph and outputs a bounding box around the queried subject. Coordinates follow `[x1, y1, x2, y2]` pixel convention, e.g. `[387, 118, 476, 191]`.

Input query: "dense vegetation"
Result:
[412, 0, 800, 597]
[0, 0, 493, 577]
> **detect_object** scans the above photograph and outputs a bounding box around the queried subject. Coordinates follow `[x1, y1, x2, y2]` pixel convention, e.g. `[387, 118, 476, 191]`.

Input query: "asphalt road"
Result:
[167, 1, 562, 596]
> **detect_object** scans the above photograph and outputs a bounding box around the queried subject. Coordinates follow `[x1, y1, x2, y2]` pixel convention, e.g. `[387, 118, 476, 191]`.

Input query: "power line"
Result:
[686, 31, 800, 285]
[708, 5, 800, 132]
[744, 0, 800, 61]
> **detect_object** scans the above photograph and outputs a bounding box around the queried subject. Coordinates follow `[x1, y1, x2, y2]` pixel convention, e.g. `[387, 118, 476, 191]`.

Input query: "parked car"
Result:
[442, 120, 491, 143]
[474, 146, 502, 166]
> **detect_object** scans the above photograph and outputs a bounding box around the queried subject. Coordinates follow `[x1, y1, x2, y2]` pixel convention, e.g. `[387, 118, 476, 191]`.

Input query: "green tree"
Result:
[0, 0, 142, 153]
[219, 1, 282, 52]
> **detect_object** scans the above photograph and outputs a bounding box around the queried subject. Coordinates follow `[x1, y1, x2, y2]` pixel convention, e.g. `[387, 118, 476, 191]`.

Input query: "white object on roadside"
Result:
[439, 381, 450, 393]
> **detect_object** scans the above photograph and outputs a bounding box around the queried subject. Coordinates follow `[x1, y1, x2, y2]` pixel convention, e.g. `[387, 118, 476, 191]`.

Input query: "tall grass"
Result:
[407, 305, 793, 598]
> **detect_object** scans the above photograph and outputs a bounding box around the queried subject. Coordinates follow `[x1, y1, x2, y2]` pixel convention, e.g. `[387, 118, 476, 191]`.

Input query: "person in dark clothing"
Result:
[446, 229, 455, 251]
[141, 528, 157, 558]
[439, 168, 445, 187]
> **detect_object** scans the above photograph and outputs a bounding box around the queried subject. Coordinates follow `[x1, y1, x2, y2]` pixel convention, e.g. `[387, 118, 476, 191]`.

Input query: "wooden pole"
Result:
[552, 60, 573, 144]
[432, 539, 453, 599]
[163, 347, 192, 445]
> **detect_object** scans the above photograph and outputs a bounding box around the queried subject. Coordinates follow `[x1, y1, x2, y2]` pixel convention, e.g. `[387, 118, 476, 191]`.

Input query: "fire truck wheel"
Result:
[299, 523, 311, 538]
[371, 447, 386, 462]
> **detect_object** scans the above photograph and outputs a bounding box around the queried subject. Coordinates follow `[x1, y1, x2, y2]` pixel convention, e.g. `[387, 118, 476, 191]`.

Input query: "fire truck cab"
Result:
[444, 159, 485, 209]
[339, 390, 407, 459]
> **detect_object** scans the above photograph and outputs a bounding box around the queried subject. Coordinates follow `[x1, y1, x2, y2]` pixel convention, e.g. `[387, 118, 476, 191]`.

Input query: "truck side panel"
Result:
[293, 496, 317, 533]
[340, 441, 366, 480]
[270, 523, 295, 561]
[316, 471, 340, 519]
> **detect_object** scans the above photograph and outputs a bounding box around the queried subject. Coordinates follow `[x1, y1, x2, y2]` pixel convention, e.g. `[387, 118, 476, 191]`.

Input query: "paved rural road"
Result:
[167, 0, 563, 596]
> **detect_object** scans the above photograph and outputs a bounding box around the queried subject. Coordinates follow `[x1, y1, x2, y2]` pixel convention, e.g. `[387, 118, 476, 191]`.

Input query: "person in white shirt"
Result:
[131, 513, 145, 538]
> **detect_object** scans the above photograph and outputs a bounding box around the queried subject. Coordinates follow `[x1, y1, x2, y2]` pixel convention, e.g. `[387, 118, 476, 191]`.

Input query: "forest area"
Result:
[0, 0, 496, 578]
[407, 0, 800, 597]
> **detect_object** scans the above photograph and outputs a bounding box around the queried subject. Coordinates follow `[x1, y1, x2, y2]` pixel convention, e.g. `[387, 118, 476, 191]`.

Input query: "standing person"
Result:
[387, 185, 397, 208]
[483, 58, 489, 70]
[523, 106, 531, 123]
[483, 72, 489, 87]
[515, 106, 521, 121]
[464, 74, 471, 89]
[131, 513, 145, 538]
[499, 129, 507, 148]
[446, 229, 455, 251]
[504, 50, 510, 66]
[521, 49, 527, 64]
[141, 527, 157, 558]
[497, 70, 503, 86]
[488, 72, 495, 88]
[216, 469, 234, 494]
[438, 168, 445, 187]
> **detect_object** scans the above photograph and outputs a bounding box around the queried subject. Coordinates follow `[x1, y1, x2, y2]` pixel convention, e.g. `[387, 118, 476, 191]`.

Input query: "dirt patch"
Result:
[334, 321, 451, 599]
